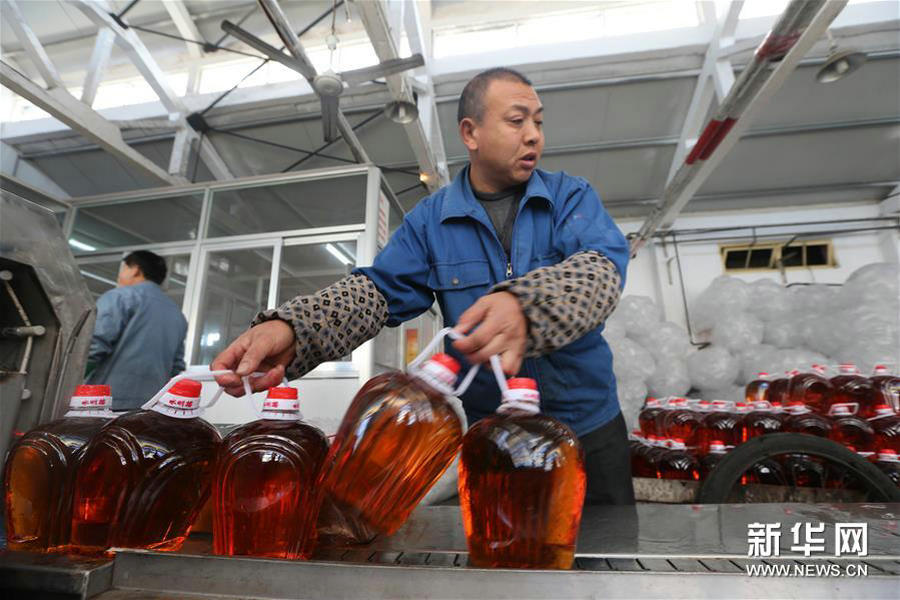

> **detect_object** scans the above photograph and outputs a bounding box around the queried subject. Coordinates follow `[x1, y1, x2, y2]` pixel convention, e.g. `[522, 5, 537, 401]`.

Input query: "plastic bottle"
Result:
[70, 376, 222, 554]
[874, 449, 900, 486]
[638, 397, 664, 437]
[869, 365, 900, 413]
[743, 457, 787, 486]
[657, 438, 700, 481]
[782, 453, 826, 488]
[742, 400, 782, 442]
[767, 371, 793, 406]
[644, 435, 668, 478]
[701, 400, 741, 452]
[213, 386, 329, 559]
[788, 364, 833, 414]
[869, 404, 900, 454]
[317, 334, 466, 545]
[828, 363, 872, 417]
[745, 372, 771, 406]
[661, 397, 703, 448]
[630, 431, 656, 478]
[460, 374, 585, 569]
[828, 404, 875, 453]
[783, 401, 832, 438]
[4, 385, 114, 552]
[700, 440, 728, 479]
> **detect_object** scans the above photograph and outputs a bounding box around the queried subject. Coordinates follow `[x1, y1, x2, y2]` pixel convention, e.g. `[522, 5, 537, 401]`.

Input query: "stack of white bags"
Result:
[608, 262, 900, 430]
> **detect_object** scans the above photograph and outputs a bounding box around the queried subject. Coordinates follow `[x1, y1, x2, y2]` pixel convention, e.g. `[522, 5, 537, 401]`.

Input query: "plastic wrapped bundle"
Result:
[737, 344, 779, 385]
[699, 385, 744, 404]
[633, 321, 691, 361]
[839, 304, 900, 350]
[774, 348, 828, 373]
[614, 295, 662, 339]
[617, 378, 648, 430]
[610, 337, 656, 382]
[836, 263, 900, 310]
[835, 340, 900, 375]
[692, 276, 752, 333]
[602, 312, 627, 342]
[646, 358, 691, 397]
[711, 313, 764, 353]
[687, 346, 740, 391]
[789, 284, 839, 318]
[747, 279, 792, 322]
[763, 315, 803, 349]
[804, 316, 843, 358]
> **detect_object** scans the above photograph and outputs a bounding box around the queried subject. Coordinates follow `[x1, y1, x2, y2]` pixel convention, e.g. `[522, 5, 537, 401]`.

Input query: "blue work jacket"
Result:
[86, 281, 187, 410]
[356, 166, 629, 436]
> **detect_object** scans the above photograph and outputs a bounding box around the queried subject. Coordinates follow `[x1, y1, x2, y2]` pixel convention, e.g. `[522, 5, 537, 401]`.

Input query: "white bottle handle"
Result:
[141, 366, 258, 411]
[407, 327, 486, 396]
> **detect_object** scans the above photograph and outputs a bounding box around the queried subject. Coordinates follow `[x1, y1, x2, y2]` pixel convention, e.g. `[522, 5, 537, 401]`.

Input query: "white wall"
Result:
[617, 201, 899, 333]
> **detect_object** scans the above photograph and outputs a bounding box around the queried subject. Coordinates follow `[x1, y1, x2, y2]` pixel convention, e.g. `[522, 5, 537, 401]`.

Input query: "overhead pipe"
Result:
[631, 0, 849, 253]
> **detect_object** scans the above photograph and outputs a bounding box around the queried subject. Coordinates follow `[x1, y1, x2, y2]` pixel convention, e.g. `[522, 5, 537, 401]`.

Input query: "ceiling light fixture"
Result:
[816, 30, 866, 83]
[384, 99, 419, 124]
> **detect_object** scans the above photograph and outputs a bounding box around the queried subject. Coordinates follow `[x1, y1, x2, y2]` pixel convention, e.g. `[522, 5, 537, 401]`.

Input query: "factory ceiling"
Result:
[1, 0, 898, 220]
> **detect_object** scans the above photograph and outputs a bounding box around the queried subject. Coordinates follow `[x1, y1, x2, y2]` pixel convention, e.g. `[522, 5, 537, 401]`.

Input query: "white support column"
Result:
[1, 0, 64, 89]
[81, 27, 115, 106]
[666, 0, 743, 183]
[162, 0, 204, 95]
[354, 0, 449, 191]
[168, 127, 194, 176]
[0, 61, 182, 186]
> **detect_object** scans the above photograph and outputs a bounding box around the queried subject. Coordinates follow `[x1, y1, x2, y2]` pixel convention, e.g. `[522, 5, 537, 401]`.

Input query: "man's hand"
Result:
[452, 292, 527, 376]
[210, 319, 296, 396]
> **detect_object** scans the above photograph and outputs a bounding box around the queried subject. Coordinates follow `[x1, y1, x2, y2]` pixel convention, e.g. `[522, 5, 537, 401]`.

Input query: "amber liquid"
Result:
[317, 372, 462, 545]
[767, 378, 791, 405]
[742, 412, 782, 442]
[788, 373, 833, 413]
[4, 416, 109, 551]
[829, 374, 872, 415]
[657, 450, 700, 481]
[70, 410, 220, 553]
[829, 417, 875, 453]
[870, 375, 900, 413]
[459, 412, 585, 569]
[213, 419, 328, 559]
[700, 412, 741, 451]
[661, 409, 703, 447]
[744, 379, 770, 405]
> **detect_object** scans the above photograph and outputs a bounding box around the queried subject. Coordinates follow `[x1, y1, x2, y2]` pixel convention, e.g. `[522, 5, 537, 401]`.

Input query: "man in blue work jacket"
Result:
[87, 250, 187, 410]
[213, 68, 633, 504]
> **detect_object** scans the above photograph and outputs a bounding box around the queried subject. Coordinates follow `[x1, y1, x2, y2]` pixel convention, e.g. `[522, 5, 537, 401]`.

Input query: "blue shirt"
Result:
[87, 281, 187, 410]
[356, 166, 629, 436]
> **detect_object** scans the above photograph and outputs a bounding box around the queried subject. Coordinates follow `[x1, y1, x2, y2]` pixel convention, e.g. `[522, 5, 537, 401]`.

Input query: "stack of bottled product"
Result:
[630, 363, 900, 487]
[4, 330, 585, 570]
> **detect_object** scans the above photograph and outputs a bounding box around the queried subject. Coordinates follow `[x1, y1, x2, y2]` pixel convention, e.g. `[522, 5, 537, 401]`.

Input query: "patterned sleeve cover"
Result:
[252, 251, 621, 377]
[490, 251, 622, 357]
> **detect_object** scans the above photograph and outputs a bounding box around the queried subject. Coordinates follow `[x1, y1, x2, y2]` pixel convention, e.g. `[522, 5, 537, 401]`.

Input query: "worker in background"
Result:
[213, 68, 632, 504]
[86, 250, 187, 410]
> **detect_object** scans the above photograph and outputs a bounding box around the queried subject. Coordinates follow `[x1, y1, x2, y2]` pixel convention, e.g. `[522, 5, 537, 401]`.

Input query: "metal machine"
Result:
[0, 190, 94, 465]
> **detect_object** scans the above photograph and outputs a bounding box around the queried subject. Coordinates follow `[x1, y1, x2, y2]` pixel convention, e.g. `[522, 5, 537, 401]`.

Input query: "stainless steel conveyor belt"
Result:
[2, 503, 899, 599]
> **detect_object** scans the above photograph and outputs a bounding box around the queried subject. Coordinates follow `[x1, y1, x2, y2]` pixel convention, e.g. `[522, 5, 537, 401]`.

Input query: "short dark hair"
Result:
[457, 67, 533, 124]
[123, 250, 167, 284]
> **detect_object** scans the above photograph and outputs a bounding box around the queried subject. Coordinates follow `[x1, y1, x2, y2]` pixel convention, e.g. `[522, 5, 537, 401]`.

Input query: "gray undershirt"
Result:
[473, 183, 525, 257]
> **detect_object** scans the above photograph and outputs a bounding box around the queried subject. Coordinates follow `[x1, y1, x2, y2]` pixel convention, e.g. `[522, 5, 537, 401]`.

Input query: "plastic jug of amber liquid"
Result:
[69, 369, 233, 554]
[4, 385, 115, 552]
[459, 358, 586, 570]
[317, 328, 474, 545]
[213, 385, 328, 559]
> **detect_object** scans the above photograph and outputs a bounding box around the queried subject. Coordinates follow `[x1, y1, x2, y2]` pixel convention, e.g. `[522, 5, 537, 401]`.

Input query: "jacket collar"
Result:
[440, 164, 553, 223]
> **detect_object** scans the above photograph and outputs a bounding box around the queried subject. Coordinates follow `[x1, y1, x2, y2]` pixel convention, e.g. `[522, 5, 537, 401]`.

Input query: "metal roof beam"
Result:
[353, 0, 449, 191]
[632, 0, 850, 252]
[1, 0, 64, 89]
[0, 60, 182, 186]
[81, 27, 115, 106]
[69, 0, 233, 182]
[162, 0, 205, 95]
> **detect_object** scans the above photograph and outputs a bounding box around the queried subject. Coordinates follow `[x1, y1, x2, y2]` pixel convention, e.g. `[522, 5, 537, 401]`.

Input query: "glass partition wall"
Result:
[67, 165, 401, 383]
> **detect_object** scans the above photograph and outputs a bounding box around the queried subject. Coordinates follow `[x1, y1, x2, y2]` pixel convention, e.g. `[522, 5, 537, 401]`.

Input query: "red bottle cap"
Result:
[757, 372, 770, 377]
[267, 386, 298, 400]
[429, 353, 460, 374]
[170, 379, 202, 398]
[507, 378, 537, 390]
[646, 397, 660, 406]
[75, 384, 111, 396]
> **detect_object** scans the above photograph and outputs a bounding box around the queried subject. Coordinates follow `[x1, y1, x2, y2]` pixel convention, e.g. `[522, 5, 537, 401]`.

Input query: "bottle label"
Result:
[410, 362, 456, 396]
[151, 392, 201, 418]
[498, 387, 540, 414]
[69, 395, 112, 408]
